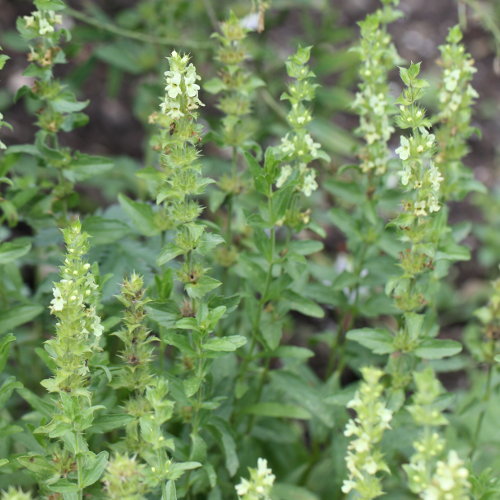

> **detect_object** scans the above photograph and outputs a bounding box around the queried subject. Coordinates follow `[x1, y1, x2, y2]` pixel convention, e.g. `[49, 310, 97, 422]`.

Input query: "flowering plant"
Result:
[0, 0, 498, 499]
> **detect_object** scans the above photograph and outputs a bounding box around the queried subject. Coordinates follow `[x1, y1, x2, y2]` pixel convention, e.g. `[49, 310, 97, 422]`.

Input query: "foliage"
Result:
[0, 0, 499, 499]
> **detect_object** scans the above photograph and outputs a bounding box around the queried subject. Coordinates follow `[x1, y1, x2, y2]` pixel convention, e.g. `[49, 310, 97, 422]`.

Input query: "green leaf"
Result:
[167, 461, 202, 481]
[185, 276, 221, 300]
[272, 484, 320, 500]
[0, 459, 8, 468]
[163, 480, 177, 500]
[81, 451, 108, 488]
[34, 0, 66, 11]
[414, 339, 462, 359]
[0, 377, 23, 408]
[288, 240, 324, 256]
[242, 402, 311, 420]
[48, 480, 79, 494]
[17, 388, 54, 417]
[204, 78, 226, 94]
[261, 313, 282, 351]
[118, 194, 159, 236]
[52, 98, 89, 114]
[274, 346, 314, 360]
[270, 371, 334, 427]
[324, 179, 364, 205]
[157, 243, 182, 266]
[283, 290, 324, 318]
[82, 217, 130, 245]
[0, 334, 15, 372]
[88, 414, 134, 434]
[0, 304, 44, 335]
[66, 153, 113, 182]
[244, 152, 268, 194]
[254, 228, 273, 261]
[436, 242, 470, 262]
[95, 42, 146, 74]
[346, 328, 395, 354]
[203, 335, 247, 352]
[0, 239, 31, 265]
[208, 418, 239, 477]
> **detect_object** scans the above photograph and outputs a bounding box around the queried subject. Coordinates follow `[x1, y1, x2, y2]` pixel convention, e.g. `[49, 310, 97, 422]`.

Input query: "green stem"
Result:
[65, 7, 208, 49]
[459, 0, 500, 52]
[202, 0, 219, 31]
[470, 357, 495, 459]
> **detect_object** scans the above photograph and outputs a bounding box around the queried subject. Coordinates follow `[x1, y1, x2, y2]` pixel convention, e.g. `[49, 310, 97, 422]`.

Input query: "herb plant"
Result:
[0, 0, 498, 499]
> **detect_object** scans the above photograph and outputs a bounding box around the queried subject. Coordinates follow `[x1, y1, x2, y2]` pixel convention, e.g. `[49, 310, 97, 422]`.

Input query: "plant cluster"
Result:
[0, 0, 498, 499]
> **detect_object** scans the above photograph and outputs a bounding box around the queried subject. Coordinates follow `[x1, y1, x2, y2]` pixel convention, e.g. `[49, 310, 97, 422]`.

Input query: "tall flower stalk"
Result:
[404, 368, 470, 499]
[342, 367, 392, 499]
[327, 0, 401, 378]
[237, 46, 327, 420]
[146, 51, 246, 495]
[30, 219, 106, 498]
[17, 0, 93, 221]
[435, 25, 479, 201]
[352, 0, 401, 176]
[207, 11, 263, 272]
[107, 274, 176, 495]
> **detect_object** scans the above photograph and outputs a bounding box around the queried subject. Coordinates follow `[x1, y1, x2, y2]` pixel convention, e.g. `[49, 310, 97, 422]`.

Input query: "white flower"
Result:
[401, 165, 412, 186]
[428, 164, 444, 191]
[50, 286, 65, 312]
[414, 200, 427, 217]
[165, 72, 182, 99]
[276, 164, 292, 188]
[396, 135, 411, 161]
[301, 170, 318, 197]
[341, 479, 356, 494]
[304, 133, 320, 158]
[235, 478, 251, 497]
[235, 458, 275, 500]
[279, 135, 295, 155]
[444, 69, 460, 92]
[160, 52, 204, 120]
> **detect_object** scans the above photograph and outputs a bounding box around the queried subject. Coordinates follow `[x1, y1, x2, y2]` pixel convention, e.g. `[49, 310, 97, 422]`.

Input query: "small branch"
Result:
[65, 7, 209, 50]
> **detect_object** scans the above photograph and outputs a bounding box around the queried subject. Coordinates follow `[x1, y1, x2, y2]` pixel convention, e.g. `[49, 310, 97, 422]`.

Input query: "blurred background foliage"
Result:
[1, 0, 500, 496]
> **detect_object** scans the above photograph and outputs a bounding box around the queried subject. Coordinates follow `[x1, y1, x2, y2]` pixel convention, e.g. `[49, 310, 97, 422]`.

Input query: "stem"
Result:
[245, 357, 271, 434]
[469, 358, 494, 459]
[236, 225, 276, 382]
[65, 7, 208, 49]
[459, 0, 500, 53]
[326, 188, 372, 379]
[202, 0, 219, 31]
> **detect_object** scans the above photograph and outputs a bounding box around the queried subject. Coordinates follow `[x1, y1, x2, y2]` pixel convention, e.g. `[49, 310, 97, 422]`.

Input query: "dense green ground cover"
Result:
[0, 0, 499, 498]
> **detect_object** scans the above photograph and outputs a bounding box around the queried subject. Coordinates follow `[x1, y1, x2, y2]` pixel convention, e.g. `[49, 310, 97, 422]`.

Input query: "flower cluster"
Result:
[276, 46, 328, 198]
[114, 273, 155, 395]
[103, 454, 147, 500]
[396, 63, 443, 217]
[209, 11, 262, 149]
[423, 451, 471, 500]
[0, 488, 32, 500]
[436, 25, 478, 201]
[149, 51, 209, 229]
[22, 10, 63, 37]
[342, 367, 393, 499]
[160, 51, 203, 121]
[404, 368, 470, 498]
[43, 219, 103, 395]
[352, 0, 401, 174]
[110, 275, 175, 492]
[235, 458, 275, 500]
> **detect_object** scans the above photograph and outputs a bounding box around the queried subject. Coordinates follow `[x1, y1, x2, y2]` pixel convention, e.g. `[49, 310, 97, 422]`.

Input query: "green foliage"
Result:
[0, 1, 498, 499]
